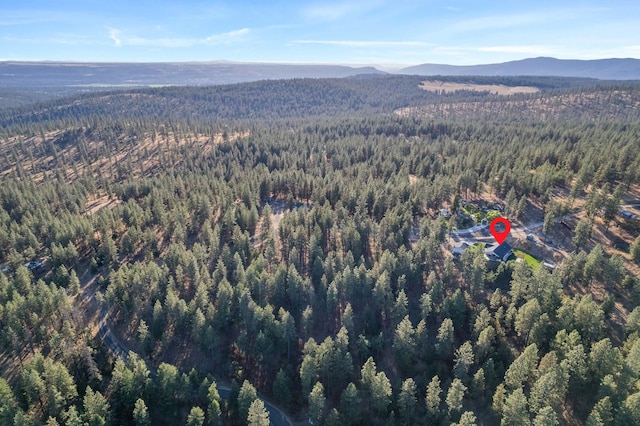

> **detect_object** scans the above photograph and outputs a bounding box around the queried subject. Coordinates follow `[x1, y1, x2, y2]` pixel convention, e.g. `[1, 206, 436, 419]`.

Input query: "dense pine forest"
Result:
[1, 75, 640, 426]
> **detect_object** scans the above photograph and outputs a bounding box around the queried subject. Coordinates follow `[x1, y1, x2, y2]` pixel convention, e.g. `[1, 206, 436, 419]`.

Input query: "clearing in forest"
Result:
[420, 80, 539, 95]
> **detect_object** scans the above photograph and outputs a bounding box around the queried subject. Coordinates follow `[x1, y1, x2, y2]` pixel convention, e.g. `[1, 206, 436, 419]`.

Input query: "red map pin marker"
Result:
[490, 217, 511, 244]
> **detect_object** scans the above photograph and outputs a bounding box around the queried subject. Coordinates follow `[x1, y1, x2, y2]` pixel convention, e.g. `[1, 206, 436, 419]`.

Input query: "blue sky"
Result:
[1, 1, 639, 67]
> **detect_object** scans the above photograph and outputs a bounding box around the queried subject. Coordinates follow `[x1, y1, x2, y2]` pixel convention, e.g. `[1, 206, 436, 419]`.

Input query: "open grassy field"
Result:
[420, 80, 540, 95]
[513, 248, 542, 267]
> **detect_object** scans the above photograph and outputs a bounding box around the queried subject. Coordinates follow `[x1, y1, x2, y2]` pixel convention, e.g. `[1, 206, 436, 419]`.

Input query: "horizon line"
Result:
[2, 56, 640, 68]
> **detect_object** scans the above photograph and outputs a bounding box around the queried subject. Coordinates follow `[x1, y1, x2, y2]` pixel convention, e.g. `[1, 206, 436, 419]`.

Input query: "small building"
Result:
[24, 261, 42, 271]
[452, 241, 471, 257]
[485, 242, 513, 262]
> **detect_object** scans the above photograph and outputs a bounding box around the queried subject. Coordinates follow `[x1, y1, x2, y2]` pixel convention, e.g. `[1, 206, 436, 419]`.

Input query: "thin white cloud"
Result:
[107, 27, 250, 48]
[204, 28, 250, 44]
[108, 27, 122, 47]
[302, 0, 383, 21]
[293, 40, 433, 48]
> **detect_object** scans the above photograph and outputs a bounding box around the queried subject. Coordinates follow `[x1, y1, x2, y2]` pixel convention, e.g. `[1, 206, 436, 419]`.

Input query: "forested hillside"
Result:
[2, 75, 632, 125]
[1, 77, 640, 426]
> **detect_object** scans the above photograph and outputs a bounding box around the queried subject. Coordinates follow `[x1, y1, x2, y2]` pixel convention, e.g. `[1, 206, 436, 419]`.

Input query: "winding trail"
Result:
[82, 277, 294, 426]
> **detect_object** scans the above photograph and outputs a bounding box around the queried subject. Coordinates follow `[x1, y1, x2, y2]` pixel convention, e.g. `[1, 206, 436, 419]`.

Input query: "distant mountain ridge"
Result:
[399, 57, 640, 80]
[0, 61, 385, 87]
[2, 57, 640, 88]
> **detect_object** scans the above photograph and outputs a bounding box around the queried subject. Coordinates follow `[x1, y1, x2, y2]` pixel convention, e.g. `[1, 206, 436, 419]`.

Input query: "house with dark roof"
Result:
[485, 242, 513, 262]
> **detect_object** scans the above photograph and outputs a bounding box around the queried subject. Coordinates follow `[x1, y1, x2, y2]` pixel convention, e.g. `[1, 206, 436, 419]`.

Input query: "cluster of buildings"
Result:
[452, 241, 513, 263]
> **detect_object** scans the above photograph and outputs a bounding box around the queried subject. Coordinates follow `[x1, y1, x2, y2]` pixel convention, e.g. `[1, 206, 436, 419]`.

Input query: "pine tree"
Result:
[446, 379, 467, 417]
[237, 381, 258, 423]
[436, 318, 455, 359]
[360, 357, 392, 416]
[533, 406, 558, 426]
[631, 236, 640, 264]
[572, 219, 590, 251]
[425, 375, 442, 417]
[393, 316, 416, 370]
[83, 387, 109, 426]
[247, 399, 270, 426]
[63, 406, 84, 426]
[398, 378, 417, 425]
[453, 341, 475, 381]
[308, 382, 326, 425]
[340, 382, 360, 424]
[0, 378, 17, 425]
[454, 411, 478, 426]
[206, 381, 222, 426]
[186, 407, 205, 426]
[272, 369, 292, 411]
[501, 389, 529, 426]
[132, 399, 150, 426]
